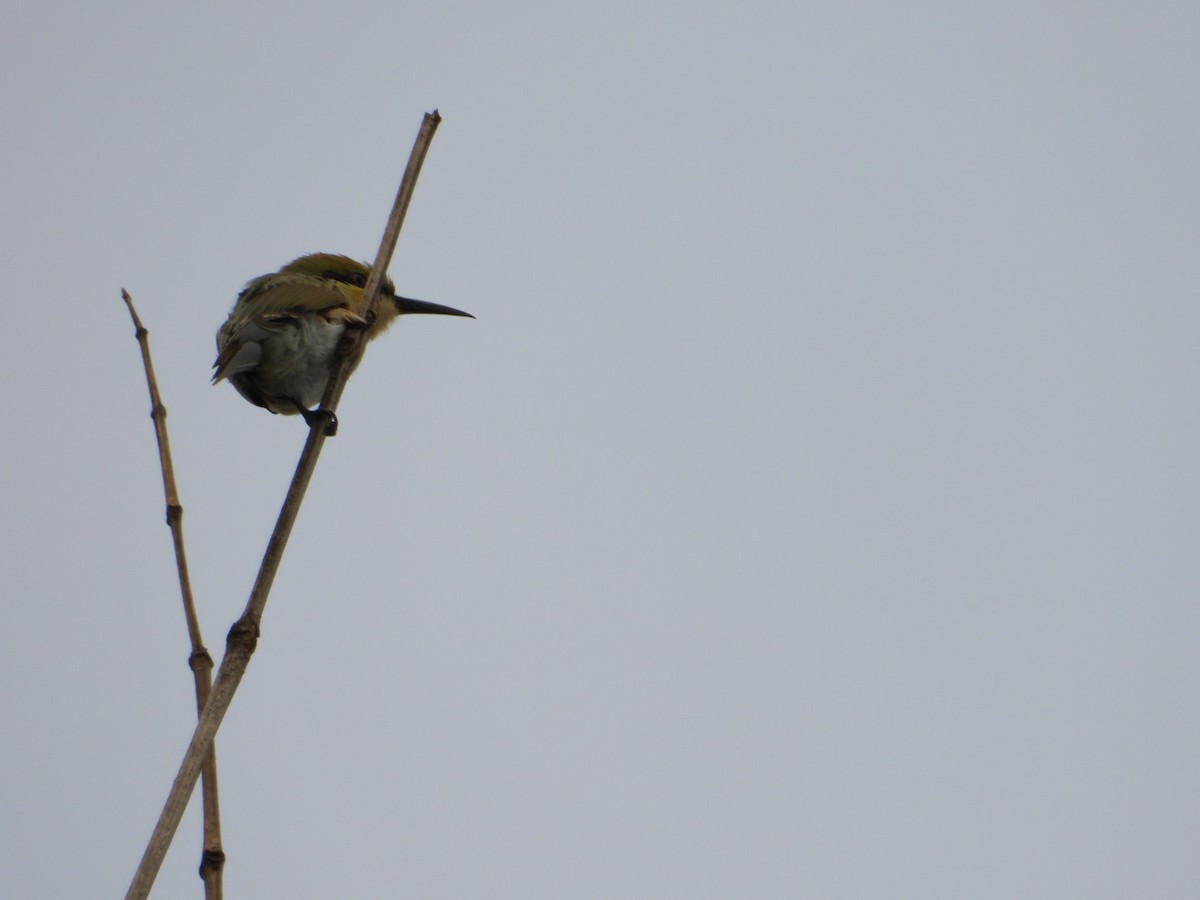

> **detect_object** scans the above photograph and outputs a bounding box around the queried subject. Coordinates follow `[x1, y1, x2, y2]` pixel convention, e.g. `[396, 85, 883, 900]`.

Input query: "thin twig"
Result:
[120, 290, 225, 900]
[124, 109, 443, 900]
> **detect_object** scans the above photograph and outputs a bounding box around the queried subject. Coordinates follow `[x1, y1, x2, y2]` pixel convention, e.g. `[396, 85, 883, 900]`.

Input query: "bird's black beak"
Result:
[394, 296, 474, 318]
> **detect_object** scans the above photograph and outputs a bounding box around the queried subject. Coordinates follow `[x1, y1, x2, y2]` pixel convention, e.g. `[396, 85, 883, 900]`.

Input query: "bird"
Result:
[213, 253, 472, 433]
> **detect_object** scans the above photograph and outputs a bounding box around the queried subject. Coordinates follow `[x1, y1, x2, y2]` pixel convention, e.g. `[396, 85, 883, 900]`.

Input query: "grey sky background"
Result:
[3, 3, 1198, 897]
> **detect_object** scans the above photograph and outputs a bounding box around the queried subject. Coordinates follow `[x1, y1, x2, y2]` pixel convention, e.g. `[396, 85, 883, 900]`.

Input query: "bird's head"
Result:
[281, 253, 472, 332]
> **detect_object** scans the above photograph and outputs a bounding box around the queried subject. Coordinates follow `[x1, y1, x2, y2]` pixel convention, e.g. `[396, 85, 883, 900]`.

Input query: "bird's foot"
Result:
[337, 310, 374, 355]
[301, 407, 338, 437]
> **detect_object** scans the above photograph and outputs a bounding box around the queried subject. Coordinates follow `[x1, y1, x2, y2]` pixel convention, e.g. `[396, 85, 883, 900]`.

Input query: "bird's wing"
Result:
[212, 274, 365, 383]
[230, 272, 360, 319]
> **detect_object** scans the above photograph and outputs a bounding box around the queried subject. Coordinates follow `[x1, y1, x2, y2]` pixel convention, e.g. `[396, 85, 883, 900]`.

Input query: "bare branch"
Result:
[120, 290, 225, 900]
[124, 110, 443, 900]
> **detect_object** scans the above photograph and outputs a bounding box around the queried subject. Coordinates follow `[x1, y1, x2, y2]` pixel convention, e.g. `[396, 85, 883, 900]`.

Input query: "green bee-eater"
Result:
[213, 253, 472, 431]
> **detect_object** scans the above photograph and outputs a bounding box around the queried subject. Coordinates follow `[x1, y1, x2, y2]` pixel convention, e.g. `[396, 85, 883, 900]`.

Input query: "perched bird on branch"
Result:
[213, 253, 472, 433]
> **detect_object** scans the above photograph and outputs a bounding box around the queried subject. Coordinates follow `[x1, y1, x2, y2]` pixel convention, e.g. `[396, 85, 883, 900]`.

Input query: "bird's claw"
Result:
[301, 407, 338, 437]
[338, 312, 373, 355]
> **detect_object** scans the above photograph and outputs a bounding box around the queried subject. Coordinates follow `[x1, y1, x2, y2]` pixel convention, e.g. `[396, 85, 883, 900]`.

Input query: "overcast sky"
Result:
[3, 3, 1198, 898]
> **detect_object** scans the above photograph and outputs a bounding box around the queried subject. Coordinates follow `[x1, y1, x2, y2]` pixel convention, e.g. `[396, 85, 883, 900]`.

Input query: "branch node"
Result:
[227, 615, 260, 654]
[199, 848, 226, 877]
[188, 648, 214, 674]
